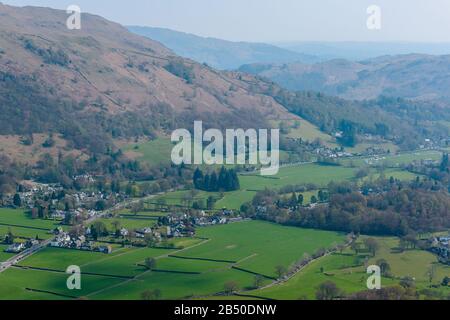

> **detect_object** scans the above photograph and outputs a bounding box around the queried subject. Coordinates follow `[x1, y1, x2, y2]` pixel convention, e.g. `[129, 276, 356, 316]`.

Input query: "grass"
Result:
[93, 217, 156, 231]
[0, 225, 54, 240]
[343, 150, 443, 167]
[150, 189, 251, 210]
[249, 236, 450, 300]
[366, 237, 450, 284]
[19, 246, 174, 277]
[17, 247, 114, 270]
[272, 119, 338, 148]
[0, 208, 62, 240]
[149, 161, 421, 211]
[124, 137, 174, 166]
[4, 222, 449, 300]
[4, 220, 344, 300]
[240, 164, 356, 191]
[0, 244, 15, 262]
[156, 257, 229, 273]
[0, 268, 123, 300]
[0, 208, 61, 230]
[90, 269, 257, 300]
[247, 252, 385, 300]
[346, 142, 399, 154]
[176, 220, 345, 278]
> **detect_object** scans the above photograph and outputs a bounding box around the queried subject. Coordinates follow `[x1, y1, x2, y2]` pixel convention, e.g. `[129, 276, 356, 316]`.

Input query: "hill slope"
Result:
[239, 54, 450, 102]
[0, 4, 295, 157]
[127, 26, 318, 70]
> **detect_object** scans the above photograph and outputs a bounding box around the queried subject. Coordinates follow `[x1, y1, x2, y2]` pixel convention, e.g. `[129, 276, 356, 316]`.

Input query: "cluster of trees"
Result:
[243, 177, 450, 236]
[314, 278, 450, 300]
[337, 120, 358, 147]
[23, 38, 70, 66]
[259, 83, 450, 150]
[193, 167, 240, 192]
[163, 59, 195, 84]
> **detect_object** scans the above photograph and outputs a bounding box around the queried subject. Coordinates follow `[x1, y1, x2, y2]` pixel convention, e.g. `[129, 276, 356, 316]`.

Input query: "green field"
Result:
[172, 221, 345, 278]
[0, 244, 15, 262]
[271, 119, 338, 148]
[0, 268, 123, 300]
[124, 137, 174, 166]
[94, 217, 157, 231]
[249, 236, 450, 300]
[0, 208, 61, 229]
[346, 142, 399, 154]
[343, 150, 443, 167]
[2, 220, 345, 300]
[240, 164, 356, 191]
[150, 161, 422, 211]
[1, 149, 447, 300]
[0, 208, 61, 239]
[90, 269, 257, 300]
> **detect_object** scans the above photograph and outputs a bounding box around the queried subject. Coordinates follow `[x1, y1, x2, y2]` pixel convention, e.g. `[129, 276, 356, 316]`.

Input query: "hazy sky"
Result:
[3, 0, 450, 42]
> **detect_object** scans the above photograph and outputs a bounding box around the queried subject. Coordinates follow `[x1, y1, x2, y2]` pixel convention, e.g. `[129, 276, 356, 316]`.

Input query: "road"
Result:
[0, 199, 128, 273]
[0, 188, 178, 274]
[0, 238, 54, 273]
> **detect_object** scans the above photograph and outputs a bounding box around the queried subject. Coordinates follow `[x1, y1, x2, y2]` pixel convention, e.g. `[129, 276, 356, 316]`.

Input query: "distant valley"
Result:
[128, 26, 319, 70]
[240, 54, 450, 103]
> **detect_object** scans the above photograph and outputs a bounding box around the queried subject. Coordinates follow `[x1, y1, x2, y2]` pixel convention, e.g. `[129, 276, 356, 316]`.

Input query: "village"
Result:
[430, 235, 450, 265]
[2, 177, 247, 256]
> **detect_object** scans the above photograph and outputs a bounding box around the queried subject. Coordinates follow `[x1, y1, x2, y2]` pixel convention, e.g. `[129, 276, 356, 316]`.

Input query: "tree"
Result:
[209, 172, 218, 192]
[253, 275, 264, 289]
[337, 244, 346, 254]
[144, 234, 156, 247]
[224, 281, 239, 295]
[195, 167, 240, 192]
[364, 238, 380, 257]
[297, 194, 304, 206]
[156, 198, 167, 211]
[440, 153, 449, 172]
[141, 289, 162, 300]
[289, 192, 298, 208]
[426, 265, 436, 286]
[111, 221, 121, 233]
[144, 257, 157, 271]
[95, 199, 106, 211]
[206, 196, 216, 210]
[310, 195, 318, 204]
[350, 241, 360, 255]
[131, 200, 144, 215]
[275, 265, 288, 279]
[4, 228, 15, 244]
[315, 281, 341, 300]
[398, 238, 407, 252]
[376, 259, 391, 277]
[193, 168, 204, 189]
[318, 190, 329, 202]
[13, 193, 22, 207]
[399, 276, 415, 289]
[92, 221, 108, 237]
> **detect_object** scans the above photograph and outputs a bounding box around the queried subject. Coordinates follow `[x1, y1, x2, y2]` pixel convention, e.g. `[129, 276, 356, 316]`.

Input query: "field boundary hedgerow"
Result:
[168, 255, 237, 264]
[14, 265, 135, 279]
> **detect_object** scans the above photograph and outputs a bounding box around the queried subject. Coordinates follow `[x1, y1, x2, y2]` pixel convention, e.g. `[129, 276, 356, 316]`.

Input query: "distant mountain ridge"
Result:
[239, 54, 450, 102]
[0, 4, 294, 159]
[127, 26, 319, 70]
[1, 3, 450, 167]
[275, 42, 450, 61]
